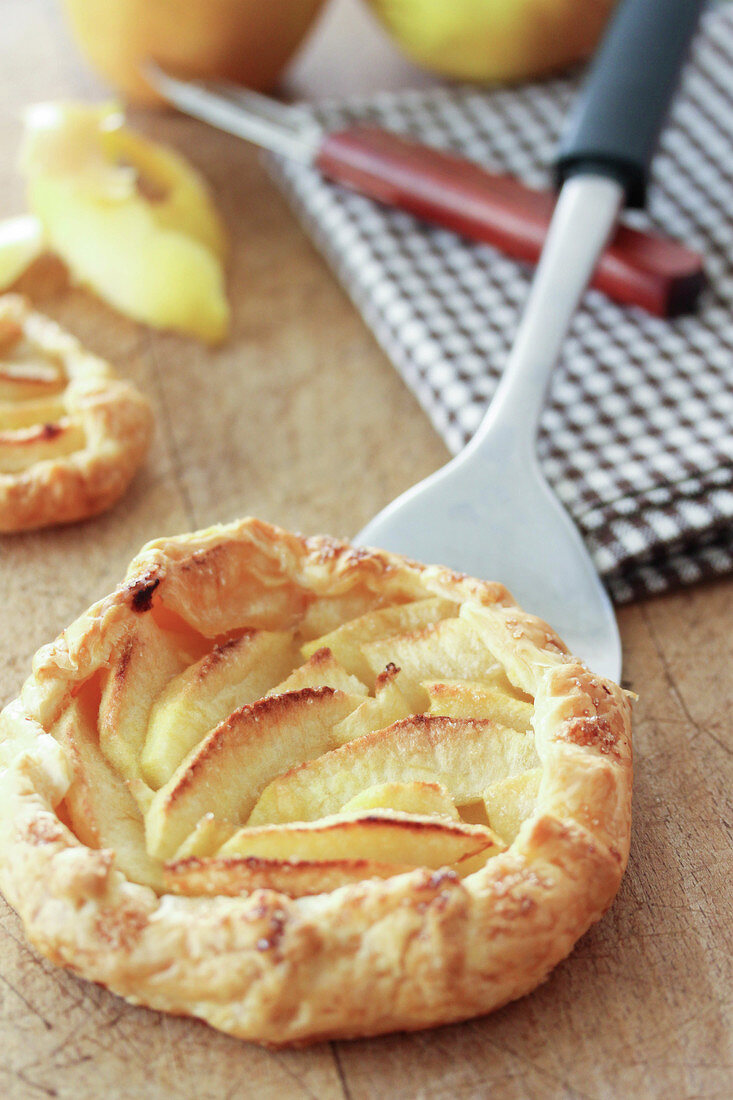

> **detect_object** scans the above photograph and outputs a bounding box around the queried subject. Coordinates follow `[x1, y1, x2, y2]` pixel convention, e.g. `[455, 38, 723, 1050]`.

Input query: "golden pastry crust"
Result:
[0, 294, 152, 531]
[0, 517, 632, 1045]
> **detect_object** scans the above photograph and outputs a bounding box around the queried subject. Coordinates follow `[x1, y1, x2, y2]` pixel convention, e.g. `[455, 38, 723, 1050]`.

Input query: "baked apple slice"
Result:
[248, 713, 539, 826]
[146, 686, 365, 859]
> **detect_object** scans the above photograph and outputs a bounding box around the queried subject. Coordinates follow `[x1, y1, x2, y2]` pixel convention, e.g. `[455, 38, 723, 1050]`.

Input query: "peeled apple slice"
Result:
[20, 102, 229, 343]
[0, 215, 44, 292]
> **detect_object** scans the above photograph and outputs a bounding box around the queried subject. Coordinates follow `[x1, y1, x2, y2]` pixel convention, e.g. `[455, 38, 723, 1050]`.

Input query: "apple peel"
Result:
[17, 102, 229, 343]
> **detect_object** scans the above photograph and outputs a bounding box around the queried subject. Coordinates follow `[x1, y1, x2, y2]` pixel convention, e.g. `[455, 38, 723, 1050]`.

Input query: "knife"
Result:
[147, 42, 706, 319]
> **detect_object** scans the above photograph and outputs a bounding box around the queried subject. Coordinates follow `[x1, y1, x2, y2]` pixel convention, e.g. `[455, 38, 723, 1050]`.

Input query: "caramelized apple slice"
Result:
[424, 680, 533, 732]
[141, 629, 299, 789]
[99, 615, 200, 782]
[0, 418, 85, 473]
[165, 812, 505, 898]
[483, 768, 542, 844]
[0, 362, 64, 402]
[145, 687, 365, 860]
[172, 813, 238, 860]
[362, 617, 502, 687]
[332, 662, 425, 745]
[267, 646, 367, 697]
[220, 810, 503, 868]
[341, 780, 460, 819]
[0, 395, 67, 431]
[53, 697, 162, 891]
[0, 313, 66, 404]
[459, 603, 568, 696]
[248, 714, 540, 825]
[297, 588, 391, 640]
[301, 596, 457, 686]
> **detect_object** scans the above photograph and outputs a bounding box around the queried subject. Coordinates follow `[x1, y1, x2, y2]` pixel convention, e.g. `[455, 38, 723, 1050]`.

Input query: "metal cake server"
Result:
[357, 0, 706, 682]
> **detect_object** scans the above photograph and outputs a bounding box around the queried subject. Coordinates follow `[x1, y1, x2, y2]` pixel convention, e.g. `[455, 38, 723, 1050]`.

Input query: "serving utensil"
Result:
[357, 0, 707, 682]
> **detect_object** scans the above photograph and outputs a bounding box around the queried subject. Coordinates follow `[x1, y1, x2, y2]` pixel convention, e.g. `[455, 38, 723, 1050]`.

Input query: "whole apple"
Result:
[60, 0, 328, 104]
[363, 0, 617, 82]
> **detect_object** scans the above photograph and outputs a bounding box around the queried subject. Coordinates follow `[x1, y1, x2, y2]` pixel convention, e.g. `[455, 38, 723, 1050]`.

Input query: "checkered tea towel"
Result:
[269, 6, 733, 603]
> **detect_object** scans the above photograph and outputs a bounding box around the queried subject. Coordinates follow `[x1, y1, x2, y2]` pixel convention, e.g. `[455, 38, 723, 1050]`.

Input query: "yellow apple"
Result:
[60, 0, 328, 105]
[363, 0, 616, 83]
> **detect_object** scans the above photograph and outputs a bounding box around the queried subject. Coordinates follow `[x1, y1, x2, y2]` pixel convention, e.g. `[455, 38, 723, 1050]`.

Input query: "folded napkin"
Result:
[270, 6, 733, 603]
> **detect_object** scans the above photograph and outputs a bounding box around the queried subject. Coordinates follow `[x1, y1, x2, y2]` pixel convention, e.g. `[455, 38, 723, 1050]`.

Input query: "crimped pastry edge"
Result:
[0, 516, 632, 1045]
[0, 294, 153, 532]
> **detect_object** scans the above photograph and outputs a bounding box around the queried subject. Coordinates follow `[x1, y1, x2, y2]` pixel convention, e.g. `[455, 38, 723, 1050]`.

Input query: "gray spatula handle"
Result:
[556, 0, 707, 206]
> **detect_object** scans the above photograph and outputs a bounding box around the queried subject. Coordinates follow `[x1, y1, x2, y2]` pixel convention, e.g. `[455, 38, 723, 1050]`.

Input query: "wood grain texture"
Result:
[0, 1, 731, 1097]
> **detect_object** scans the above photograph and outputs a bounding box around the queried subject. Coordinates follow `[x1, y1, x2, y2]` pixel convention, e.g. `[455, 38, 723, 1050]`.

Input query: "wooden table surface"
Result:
[1, 2, 731, 1097]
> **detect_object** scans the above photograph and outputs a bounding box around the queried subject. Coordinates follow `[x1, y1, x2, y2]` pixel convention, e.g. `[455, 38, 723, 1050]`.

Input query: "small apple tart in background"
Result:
[0, 295, 152, 531]
[0, 518, 632, 1045]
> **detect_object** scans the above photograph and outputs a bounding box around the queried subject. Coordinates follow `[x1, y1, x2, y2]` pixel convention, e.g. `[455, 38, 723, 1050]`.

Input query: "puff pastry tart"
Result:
[0, 518, 632, 1045]
[0, 295, 152, 531]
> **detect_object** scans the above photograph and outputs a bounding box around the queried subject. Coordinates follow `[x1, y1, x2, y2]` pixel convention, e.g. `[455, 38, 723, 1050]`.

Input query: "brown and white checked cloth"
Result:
[269, 6, 733, 603]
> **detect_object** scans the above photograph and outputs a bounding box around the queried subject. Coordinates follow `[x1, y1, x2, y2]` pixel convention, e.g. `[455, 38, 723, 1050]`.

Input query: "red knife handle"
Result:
[315, 125, 704, 318]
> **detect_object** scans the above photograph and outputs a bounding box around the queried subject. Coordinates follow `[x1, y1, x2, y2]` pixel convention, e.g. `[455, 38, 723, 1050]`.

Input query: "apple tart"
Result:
[0, 294, 152, 531]
[0, 517, 632, 1045]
